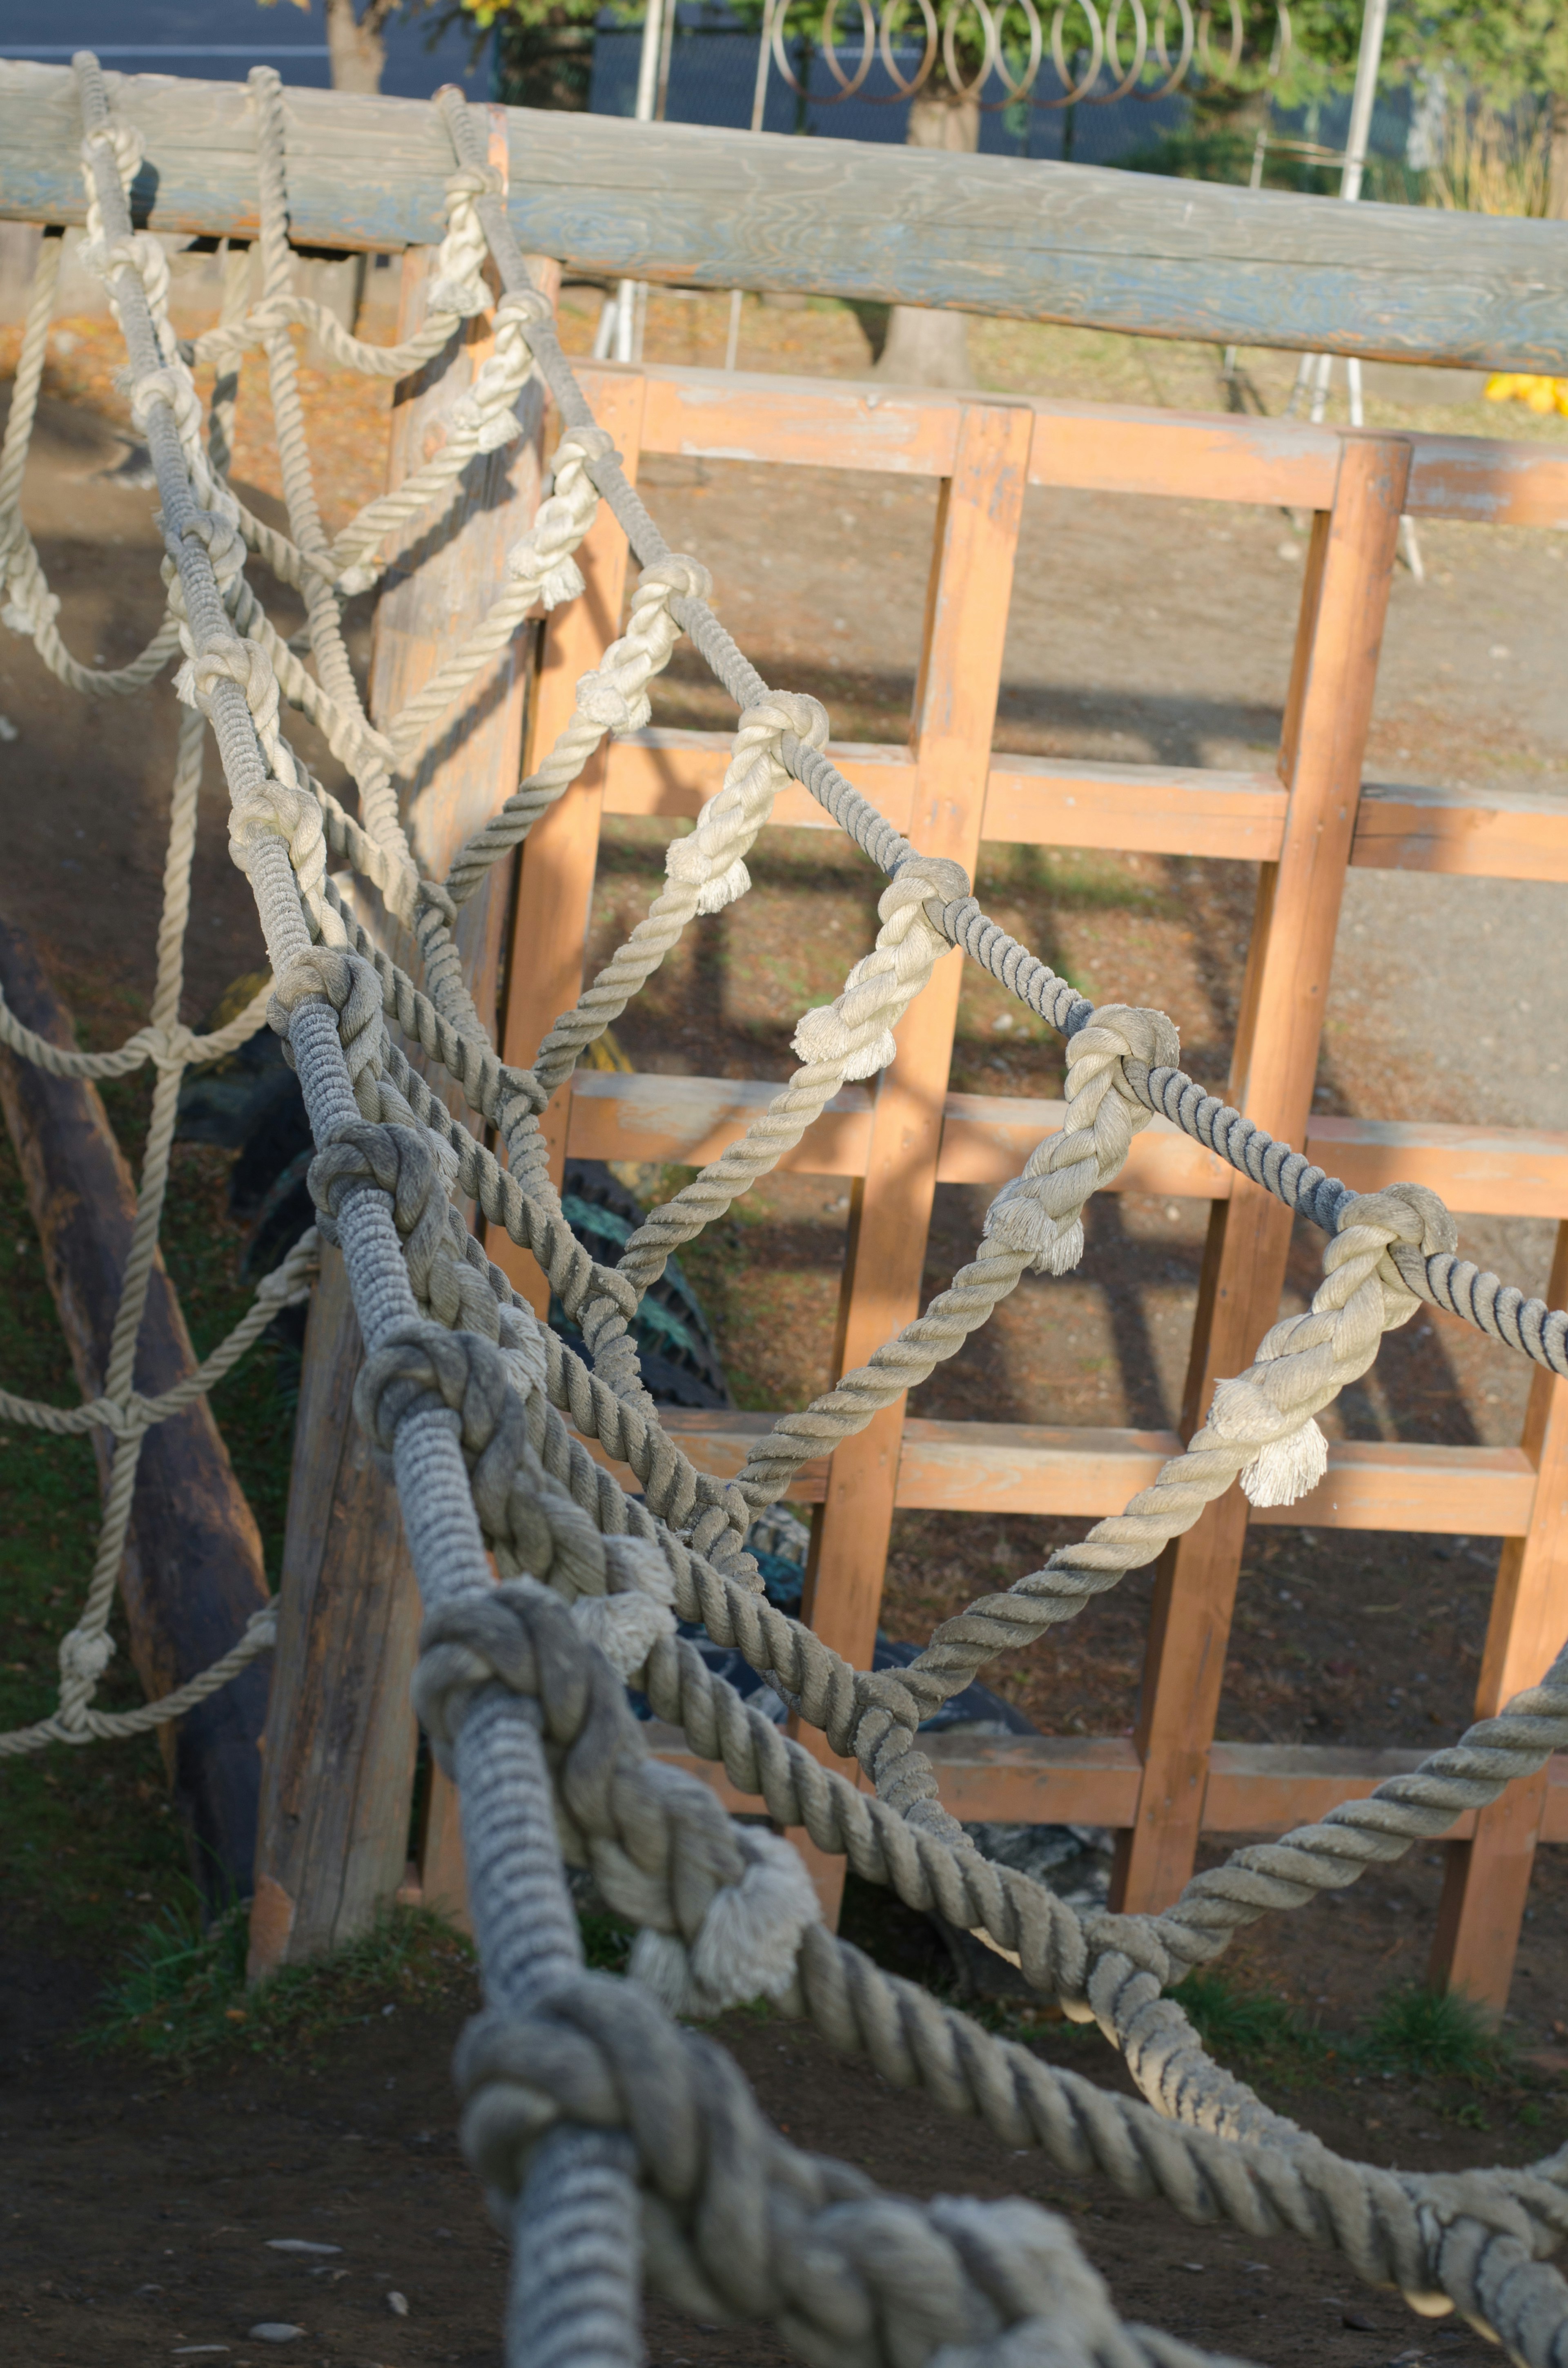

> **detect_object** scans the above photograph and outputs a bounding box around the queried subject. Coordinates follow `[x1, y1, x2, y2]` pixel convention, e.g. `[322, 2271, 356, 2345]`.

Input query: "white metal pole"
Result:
[605, 0, 665, 365]
[726, 0, 777, 371]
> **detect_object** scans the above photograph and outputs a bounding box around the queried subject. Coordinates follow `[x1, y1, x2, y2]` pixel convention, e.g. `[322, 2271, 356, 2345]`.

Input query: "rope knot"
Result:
[1207, 1178, 1456, 1511]
[494, 283, 556, 330]
[789, 858, 959, 1083]
[983, 1002, 1179, 1276]
[58, 1624, 115, 1687]
[269, 946, 384, 1116]
[356, 1320, 522, 1498]
[665, 689, 826, 916]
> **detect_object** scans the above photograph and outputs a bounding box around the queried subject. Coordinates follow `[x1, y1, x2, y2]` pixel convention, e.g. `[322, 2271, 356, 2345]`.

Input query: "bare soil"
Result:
[5, 281, 1568, 2368]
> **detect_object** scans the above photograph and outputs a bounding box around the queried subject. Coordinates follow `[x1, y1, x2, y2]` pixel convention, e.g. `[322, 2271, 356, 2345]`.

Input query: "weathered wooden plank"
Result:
[1429, 1222, 1568, 2013]
[642, 1722, 1568, 1839]
[0, 911, 271, 1906]
[802, 405, 1033, 1740]
[490, 368, 647, 1319]
[601, 733, 1568, 885]
[8, 63, 1568, 368]
[564, 1407, 1536, 1537]
[560, 1066, 1568, 1220]
[1118, 439, 1412, 1919]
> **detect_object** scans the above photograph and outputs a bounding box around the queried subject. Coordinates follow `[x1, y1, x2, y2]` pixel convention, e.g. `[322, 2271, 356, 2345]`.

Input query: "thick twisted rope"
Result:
[14, 56, 1568, 2368]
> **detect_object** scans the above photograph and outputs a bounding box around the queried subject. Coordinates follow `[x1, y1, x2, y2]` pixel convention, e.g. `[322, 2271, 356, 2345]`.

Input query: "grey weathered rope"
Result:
[70, 58, 644, 2368]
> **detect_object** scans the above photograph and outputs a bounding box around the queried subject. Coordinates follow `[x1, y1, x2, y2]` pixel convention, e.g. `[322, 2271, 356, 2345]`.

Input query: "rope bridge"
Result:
[7, 48, 1568, 2368]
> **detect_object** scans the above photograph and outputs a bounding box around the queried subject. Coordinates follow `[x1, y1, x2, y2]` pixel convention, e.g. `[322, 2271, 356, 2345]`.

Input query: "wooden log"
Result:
[0, 910, 271, 1904]
[6, 61, 1568, 370]
[248, 240, 549, 1974]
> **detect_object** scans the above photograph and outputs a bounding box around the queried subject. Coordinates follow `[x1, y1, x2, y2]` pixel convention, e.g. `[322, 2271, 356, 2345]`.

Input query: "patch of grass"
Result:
[1168, 1969, 1325, 2071]
[90, 1897, 481, 2067]
[1360, 1983, 1510, 2082]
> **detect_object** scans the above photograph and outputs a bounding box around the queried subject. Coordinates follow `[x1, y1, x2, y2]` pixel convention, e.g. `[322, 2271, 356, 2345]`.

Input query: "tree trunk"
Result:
[1551, 94, 1568, 221]
[0, 913, 272, 1908]
[325, 0, 388, 96]
[874, 90, 979, 389]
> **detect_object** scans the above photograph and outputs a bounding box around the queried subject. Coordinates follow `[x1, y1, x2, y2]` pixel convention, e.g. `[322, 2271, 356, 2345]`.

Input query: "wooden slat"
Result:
[1353, 784, 1568, 883]
[569, 1408, 1537, 1539]
[562, 1066, 1568, 1219]
[1118, 438, 1412, 1919]
[802, 405, 1033, 1712]
[602, 733, 1568, 886]
[1430, 1222, 1568, 2013]
[644, 1721, 1568, 1840]
[490, 370, 646, 1317]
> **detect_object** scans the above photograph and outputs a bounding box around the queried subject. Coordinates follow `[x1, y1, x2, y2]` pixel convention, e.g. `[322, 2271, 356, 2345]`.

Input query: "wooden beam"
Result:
[1117, 436, 1412, 1919]
[642, 1721, 1568, 1842]
[490, 369, 646, 1318]
[0, 911, 271, 1907]
[570, 1407, 1538, 1537]
[250, 249, 547, 1973]
[801, 405, 1033, 1710]
[559, 1066, 1568, 1220]
[10, 63, 1568, 368]
[1429, 1221, 1568, 2016]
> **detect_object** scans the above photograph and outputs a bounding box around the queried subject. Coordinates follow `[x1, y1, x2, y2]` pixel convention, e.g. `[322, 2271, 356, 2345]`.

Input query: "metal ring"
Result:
[818, 0, 880, 99]
[770, 0, 807, 94]
[982, 0, 1045, 105]
[1144, 0, 1193, 98]
[1085, 0, 1147, 102]
[1037, 0, 1104, 106]
[877, 0, 941, 100]
[941, 0, 1001, 103]
[1197, 0, 1242, 81]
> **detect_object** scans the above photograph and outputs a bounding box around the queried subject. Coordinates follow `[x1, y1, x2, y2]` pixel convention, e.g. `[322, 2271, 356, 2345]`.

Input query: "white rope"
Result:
[10, 52, 1568, 2368]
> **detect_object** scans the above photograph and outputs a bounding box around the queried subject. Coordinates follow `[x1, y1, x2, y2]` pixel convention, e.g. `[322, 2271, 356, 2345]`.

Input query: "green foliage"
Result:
[1167, 1970, 1325, 2067]
[90, 1896, 482, 2064]
[1362, 1982, 1510, 2080]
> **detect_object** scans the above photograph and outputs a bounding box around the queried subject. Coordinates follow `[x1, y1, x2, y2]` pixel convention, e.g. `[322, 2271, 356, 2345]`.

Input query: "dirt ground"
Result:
[5, 267, 1568, 2368]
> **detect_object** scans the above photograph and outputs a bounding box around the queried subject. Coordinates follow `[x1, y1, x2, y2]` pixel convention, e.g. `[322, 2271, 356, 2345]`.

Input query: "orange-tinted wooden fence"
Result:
[468, 359, 1568, 2013]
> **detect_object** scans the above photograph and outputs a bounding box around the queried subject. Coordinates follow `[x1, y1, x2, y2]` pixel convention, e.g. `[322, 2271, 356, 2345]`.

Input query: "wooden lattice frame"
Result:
[459, 362, 1568, 2016]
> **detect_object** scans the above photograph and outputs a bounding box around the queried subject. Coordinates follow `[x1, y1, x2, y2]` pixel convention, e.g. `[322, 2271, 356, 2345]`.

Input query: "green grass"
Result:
[89, 1896, 481, 2066]
[1, 1046, 300, 1949]
[1361, 1982, 1512, 2082]
[1168, 1969, 1325, 2071]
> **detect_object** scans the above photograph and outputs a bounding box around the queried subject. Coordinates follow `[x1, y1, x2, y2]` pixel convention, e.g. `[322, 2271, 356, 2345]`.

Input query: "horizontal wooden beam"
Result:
[7, 64, 1568, 369]
[565, 1066, 1568, 1219]
[618, 366, 1568, 531]
[646, 1723, 1568, 1840]
[570, 1407, 1537, 1534]
[601, 733, 1568, 885]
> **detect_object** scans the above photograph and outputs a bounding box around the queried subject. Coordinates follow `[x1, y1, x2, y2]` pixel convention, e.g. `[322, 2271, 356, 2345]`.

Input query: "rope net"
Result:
[7, 49, 1568, 2368]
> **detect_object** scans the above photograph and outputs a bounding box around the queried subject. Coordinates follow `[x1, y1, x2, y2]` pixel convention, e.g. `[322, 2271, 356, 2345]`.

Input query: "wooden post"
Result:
[0, 912, 272, 1908]
[248, 245, 548, 1975]
[793, 403, 1032, 1910]
[1428, 1218, 1568, 2015]
[490, 364, 647, 1317]
[1114, 433, 1411, 1917]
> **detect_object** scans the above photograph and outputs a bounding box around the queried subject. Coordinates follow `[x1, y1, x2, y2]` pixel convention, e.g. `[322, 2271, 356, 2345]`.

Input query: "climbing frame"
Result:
[486, 360, 1568, 2009]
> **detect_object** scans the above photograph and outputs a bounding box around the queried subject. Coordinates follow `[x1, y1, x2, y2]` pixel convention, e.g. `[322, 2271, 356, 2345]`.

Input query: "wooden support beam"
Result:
[490, 368, 646, 1318]
[1429, 1221, 1568, 2016]
[249, 247, 546, 1973]
[9, 63, 1568, 370]
[1115, 435, 1412, 1918]
[0, 912, 271, 1906]
[794, 403, 1033, 1910]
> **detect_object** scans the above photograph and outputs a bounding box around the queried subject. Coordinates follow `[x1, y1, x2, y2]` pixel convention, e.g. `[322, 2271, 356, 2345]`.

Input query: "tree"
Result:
[258, 0, 408, 96]
[1421, 0, 1568, 218]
